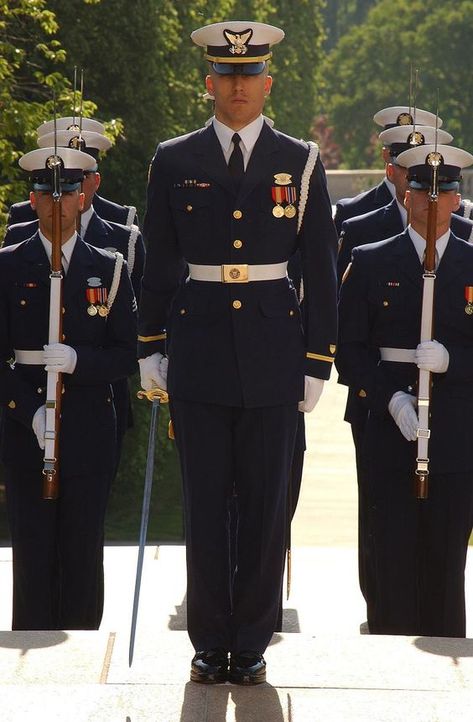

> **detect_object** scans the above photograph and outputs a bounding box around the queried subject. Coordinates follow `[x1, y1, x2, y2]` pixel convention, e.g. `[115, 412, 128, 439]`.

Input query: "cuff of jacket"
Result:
[137, 332, 167, 360]
[305, 351, 335, 380]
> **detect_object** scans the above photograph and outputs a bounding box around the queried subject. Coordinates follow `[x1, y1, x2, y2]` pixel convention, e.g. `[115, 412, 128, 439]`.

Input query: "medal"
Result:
[87, 304, 98, 316]
[98, 305, 109, 317]
[465, 286, 473, 314]
[272, 204, 284, 218]
[285, 204, 296, 219]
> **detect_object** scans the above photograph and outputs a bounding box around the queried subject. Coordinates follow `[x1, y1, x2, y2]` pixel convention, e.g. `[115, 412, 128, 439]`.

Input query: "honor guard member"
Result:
[4, 129, 145, 463]
[7, 117, 139, 228]
[336, 123, 473, 616]
[138, 21, 338, 684]
[333, 106, 441, 234]
[336, 143, 473, 637]
[0, 147, 137, 630]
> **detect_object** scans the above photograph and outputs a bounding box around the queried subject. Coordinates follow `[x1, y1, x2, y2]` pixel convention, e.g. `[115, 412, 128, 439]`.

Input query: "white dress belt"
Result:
[14, 349, 45, 365]
[379, 347, 416, 363]
[188, 262, 288, 283]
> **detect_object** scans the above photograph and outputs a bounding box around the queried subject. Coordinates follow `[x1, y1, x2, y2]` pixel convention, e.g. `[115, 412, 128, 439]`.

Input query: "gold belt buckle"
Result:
[221, 264, 249, 283]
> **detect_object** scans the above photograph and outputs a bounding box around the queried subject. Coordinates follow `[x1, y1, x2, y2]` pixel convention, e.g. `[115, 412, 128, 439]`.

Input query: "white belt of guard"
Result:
[379, 347, 416, 363]
[188, 262, 288, 283]
[14, 349, 45, 364]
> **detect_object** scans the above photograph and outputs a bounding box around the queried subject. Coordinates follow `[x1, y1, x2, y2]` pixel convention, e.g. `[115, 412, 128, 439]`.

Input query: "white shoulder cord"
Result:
[297, 141, 319, 303]
[462, 198, 473, 219]
[125, 205, 137, 226]
[127, 224, 139, 275]
[107, 252, 124, 314]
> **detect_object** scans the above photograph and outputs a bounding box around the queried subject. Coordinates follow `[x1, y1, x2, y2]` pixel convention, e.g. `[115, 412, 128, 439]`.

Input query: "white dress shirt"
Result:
[212, 115, 265, 170]
[39, 229, 77, 274]
[408, 225, 450, 266]
[80, 205, 95, 238]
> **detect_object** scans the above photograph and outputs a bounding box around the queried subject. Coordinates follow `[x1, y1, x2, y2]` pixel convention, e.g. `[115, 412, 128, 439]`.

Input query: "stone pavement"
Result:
[1, 377, 473, 721]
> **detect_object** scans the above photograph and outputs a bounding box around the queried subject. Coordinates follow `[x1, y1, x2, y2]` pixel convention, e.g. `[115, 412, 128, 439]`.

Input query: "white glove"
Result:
[298, 376, 324, 413]
[32, 404, 46, 450]
[139, 352, 168, 391]
[388, 391, 418, 441]
[43, 343, 77, 374]
[414, 340, 449, 373]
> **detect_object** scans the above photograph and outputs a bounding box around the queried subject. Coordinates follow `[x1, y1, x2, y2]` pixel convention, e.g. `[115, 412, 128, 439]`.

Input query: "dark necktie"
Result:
[228, 133, 244, 181]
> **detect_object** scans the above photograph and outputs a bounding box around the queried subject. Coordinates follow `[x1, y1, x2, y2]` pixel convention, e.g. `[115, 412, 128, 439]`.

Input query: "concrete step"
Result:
[1, 545, 473, 721]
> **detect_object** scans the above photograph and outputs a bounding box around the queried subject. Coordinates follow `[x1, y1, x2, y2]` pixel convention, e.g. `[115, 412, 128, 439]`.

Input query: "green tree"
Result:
[321, 0, 473, 168]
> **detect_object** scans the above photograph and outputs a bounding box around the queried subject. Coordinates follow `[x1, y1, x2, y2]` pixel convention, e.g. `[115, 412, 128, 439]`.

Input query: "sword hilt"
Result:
[137, 388, 169, 404]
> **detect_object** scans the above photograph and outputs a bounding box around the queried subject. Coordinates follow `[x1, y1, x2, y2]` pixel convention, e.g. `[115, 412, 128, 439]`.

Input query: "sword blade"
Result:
[128, 397, 161, 667]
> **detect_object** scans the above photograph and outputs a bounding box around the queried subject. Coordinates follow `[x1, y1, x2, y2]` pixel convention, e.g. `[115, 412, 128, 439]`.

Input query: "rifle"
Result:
[414, 149, 441, 500]
[42, 145, 65, 500]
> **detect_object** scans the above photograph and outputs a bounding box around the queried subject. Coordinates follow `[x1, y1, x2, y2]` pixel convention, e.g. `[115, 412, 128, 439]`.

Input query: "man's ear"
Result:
[264, 75, 273, 96]
[29, 191, 36, 210]
[404, 189, 411, 210]
[94, 172, 101, 191]
[205, 75, 214, 95]
[78, 192, 85, 212]
[453, 192, 461, 213]
[386, 163, 395, 182]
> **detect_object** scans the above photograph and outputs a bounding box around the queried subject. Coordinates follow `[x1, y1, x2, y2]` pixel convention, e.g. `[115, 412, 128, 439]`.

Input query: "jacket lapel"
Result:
[193, 124, 235, 195]
[84, 210, 110, 247]
[392, 229, 423, 288]
[435, 234, 465, 293]
[237, 121, 280, 204]
[21, 232, 51, 287]
[63, 237, 95, 304]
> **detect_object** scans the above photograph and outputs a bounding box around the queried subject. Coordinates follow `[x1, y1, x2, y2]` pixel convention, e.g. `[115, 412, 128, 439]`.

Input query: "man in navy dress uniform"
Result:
[337, 143, 473, 636]
[336, 123, 473, 616]
[333, 106, 441, 234]
[7, 116, 139, 228]
[138, 21, 338, 683]
[3, 129, 145, 464]
[0, 146, 137, 630]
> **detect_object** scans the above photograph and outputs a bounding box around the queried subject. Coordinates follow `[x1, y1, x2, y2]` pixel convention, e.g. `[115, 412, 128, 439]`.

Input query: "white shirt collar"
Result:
[38, 229, 77, 273]
[407, 225, 451, 264]
[384, 177, 396, 199]
[212, 115, 264, 167]
[395, 198, 408, 228]
[80, 205, 95, 236]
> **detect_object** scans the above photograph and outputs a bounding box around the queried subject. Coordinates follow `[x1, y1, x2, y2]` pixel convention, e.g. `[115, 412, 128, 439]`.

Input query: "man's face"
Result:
[386, 162, 408, 204]
[30, 189, 85, 241]
[205, 67, 272, 130]
[81, 170, 101, 211]
[405, 188, 461, 228]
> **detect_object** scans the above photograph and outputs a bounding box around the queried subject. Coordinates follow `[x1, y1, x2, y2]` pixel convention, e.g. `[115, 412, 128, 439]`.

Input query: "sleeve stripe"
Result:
[306, 352, 335, 363]
[138, 333, 167, 342]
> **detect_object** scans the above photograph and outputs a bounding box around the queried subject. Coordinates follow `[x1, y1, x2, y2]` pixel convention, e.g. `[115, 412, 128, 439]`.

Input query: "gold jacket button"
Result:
[233, 210, 243, 220]
[383, 300, 389, 307]
[233, 239, 243, 249]
[186, 204, 193, 212]
[358, 389, 367, 398]
[180, 308, 186, 315]
[37, 387, 43, 394]
[20, 299, 26, 306]
[8, 400, 16, 409]
[289, 310, 295, 316]
[232, 300, 242, 310]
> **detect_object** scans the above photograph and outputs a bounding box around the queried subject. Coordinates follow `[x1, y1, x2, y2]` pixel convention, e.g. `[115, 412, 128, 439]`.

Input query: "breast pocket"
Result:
[169, 189, 213, 244]
[10, 285, 49, 346]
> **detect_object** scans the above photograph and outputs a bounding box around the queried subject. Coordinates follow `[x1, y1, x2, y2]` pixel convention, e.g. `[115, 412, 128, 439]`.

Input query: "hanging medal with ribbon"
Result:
[86, 287, 99, 316]
[271, 185, 285, 218]
[465, 286, 473, 315]
[285, 186, 297, 219]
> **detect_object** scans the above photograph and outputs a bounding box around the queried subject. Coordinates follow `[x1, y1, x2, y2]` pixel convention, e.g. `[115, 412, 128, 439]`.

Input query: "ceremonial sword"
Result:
[128, 387, 169, 667]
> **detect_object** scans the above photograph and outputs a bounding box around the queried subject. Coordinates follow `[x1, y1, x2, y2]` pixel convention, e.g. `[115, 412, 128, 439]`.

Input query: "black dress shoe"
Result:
[229, 651, 266, 685]
[190, 648, 228, 683]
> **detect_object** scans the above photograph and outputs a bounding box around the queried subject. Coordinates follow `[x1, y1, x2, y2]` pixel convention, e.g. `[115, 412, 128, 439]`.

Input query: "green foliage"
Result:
[105, 375, 184, 542]
[321, 0, 473, 168]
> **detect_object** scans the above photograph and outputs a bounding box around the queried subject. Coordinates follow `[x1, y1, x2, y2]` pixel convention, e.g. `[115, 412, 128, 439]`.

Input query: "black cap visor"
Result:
[212, 61, 265, 75]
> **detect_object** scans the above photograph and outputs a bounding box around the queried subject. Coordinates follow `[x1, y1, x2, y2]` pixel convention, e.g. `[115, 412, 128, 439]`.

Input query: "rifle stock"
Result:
[42, 160, 64, 500]
[414, 154, 440, 500]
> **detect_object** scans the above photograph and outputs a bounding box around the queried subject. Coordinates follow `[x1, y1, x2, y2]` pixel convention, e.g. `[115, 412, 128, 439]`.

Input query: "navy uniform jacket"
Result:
[0, 233, 137, 474]
[338, 199, 473, 286]
[336, 229, 473, 474]
[138, 121, 338, 408]
[334, 180, 393, 235]
[7, 194, 138, 228]
[3, 212, 145, 301]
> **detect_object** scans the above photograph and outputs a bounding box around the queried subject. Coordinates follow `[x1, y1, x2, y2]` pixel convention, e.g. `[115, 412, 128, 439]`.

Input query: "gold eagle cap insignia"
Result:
[223, 28, 253, 55]
[330, 344, 336, 354]
[274, 173, 292, 186]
